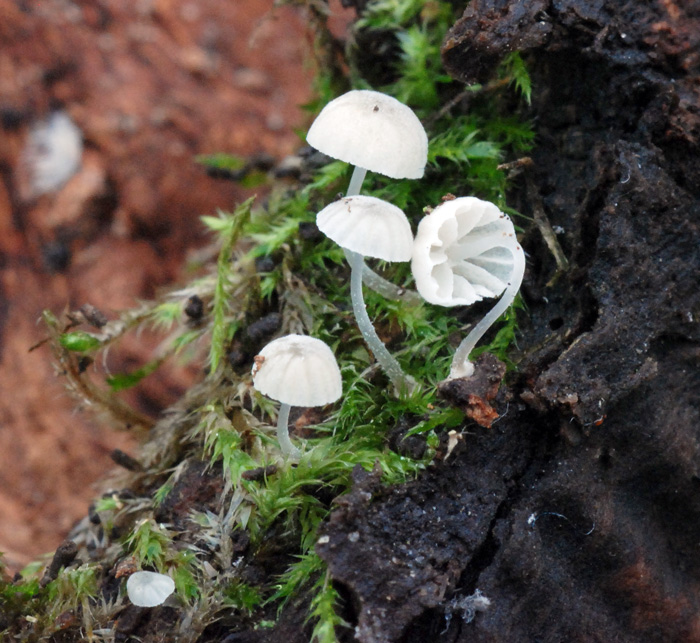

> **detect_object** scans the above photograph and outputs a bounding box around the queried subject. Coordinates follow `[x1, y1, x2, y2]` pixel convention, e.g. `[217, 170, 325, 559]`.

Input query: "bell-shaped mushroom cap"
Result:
[126, 571, 175, 607]
[317, 195, 414, 262]
[252, 335, 342, 408]
[306, 90, 428, 180]
[412, 197, 518, 306]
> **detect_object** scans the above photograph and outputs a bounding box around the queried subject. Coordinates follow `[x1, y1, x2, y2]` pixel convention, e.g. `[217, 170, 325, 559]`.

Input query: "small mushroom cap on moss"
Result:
[412, 197, 518, 306]
[306, 90, 428, 179]
[317, 195, 414, 262]
[126, 571, 175, 607]
[252, 335, 342, 408]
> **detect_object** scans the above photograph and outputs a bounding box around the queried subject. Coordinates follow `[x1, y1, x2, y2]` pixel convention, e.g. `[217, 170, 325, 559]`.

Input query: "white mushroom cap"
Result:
[252, 335, 342, 407]
[317, 195, 414, 262]
[126, 571, 175, 607]
[306, 90, 428, 180]
[412, 197, 518, 306]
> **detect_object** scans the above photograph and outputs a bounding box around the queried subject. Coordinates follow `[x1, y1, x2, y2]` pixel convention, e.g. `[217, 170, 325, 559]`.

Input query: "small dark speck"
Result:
[373, 105, 379, 112]
[110, 449, 143, 472]
[41, 540, 78, 587]
[80, 303, 108, 328]
[0, 108, 25, 130]
[184, 295, 204, 320]
[549, 317, 564, 330]
[228, 348, 247, 368]
[43, 240, 71, 273]
[249, 151, 275, 171]
[88, 504, 101, 525]
[255, 256, 276, 273]
[206, 166, 247, 181]
[77, 356, 93, 373]
[245, 312, 282, 343]
[242, 465, 278, 481]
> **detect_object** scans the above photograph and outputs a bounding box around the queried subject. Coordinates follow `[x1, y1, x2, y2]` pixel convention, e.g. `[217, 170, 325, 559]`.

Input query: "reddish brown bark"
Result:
[0, 0, 311, 572]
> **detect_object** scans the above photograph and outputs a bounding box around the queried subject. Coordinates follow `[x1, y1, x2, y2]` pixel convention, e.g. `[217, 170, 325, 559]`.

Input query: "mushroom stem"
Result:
[449, 242, 526, 380]
[342, 250, 421, 303]
[346, 165, 368, 196]
[345, 165, 421, 304]
[340, 251, 422, 304]
[276, 403, 301, 459]
[347, 249, 418, 396]
[361, 264, 422, 304]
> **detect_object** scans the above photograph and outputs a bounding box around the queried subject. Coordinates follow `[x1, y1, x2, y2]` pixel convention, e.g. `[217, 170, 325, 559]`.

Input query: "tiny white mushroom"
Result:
[317, 195, 417, 395]
[307, 90, 427, 302]
[412, 197, 525, 379]
[252, 335, 342, 458]
[307, 89, 428, 190]
[317, 195, 414, 262]
[126, 571, 175, 607]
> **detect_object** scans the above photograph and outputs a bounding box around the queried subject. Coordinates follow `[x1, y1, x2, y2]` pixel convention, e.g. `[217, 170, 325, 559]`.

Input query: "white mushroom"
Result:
[412, 197, 525, 379]
[252, 335, 342, 458]
[307, 90, 427, 303]
[317, 196, 417, 395]
[307, 89, 428, 192]
[317, 195, 414, 262]
[126, 571, 175, 607]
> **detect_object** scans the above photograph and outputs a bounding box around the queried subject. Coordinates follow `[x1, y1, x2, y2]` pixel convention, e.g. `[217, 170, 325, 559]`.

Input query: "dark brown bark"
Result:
[318, 2, 700, 641]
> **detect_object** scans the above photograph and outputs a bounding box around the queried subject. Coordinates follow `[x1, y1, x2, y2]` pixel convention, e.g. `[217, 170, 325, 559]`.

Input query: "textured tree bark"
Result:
[318, 2, 700, 641]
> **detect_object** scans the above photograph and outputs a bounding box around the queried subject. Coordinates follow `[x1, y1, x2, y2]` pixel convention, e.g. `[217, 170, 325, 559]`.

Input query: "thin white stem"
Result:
[345, 165, 421, 304]
[276, 403, 301, 459]
[449, 242, 526, 379]
[361, 264, 422, 305]
[339, 249, 422, 304]
[346, 165, 368, 196]
[347, 249, 417, 396]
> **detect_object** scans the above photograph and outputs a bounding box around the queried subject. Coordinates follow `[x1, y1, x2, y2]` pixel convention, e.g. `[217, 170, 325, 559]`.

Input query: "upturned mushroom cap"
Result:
[317, 195, 414, 262]
[412, 197, 518, 306]
[126, 571, 175, 607]
[252, 335, 342, 408]
[306, 90, 428, 180]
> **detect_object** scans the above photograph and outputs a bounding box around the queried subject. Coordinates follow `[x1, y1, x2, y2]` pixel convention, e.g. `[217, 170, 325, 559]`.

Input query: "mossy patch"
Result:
[2, 1, 534, 640]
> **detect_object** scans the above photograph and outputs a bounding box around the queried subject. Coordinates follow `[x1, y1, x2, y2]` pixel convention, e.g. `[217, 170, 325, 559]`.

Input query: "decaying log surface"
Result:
[317, 2, 700, 641]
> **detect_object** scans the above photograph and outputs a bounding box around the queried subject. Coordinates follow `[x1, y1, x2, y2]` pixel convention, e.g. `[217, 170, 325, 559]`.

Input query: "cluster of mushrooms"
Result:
[252, 89, 526, 459]
[124, 90, 526, 609]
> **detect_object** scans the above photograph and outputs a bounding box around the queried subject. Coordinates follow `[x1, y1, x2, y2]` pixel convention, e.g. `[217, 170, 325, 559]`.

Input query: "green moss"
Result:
[28, 1, 534, 640]
[223, 579, 264, 614]
[125, 519, 173, 570]
[0, 558, 42, 637]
